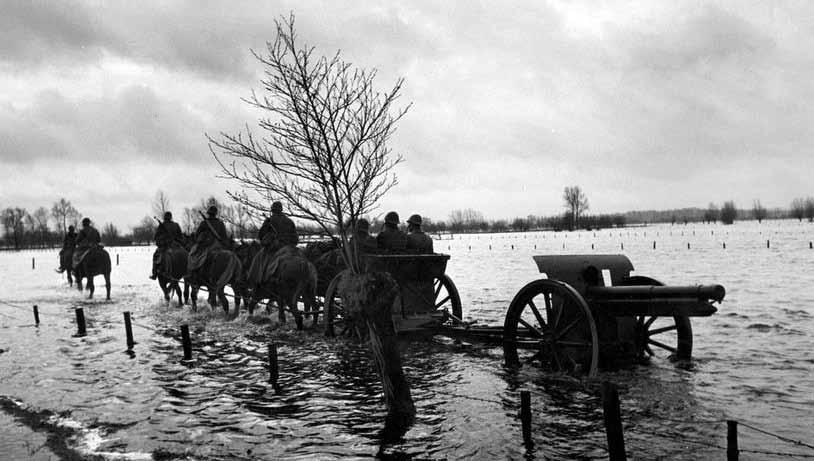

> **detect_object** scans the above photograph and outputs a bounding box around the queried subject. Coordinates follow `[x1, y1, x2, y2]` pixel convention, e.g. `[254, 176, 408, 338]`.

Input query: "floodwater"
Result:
[1, 220, 812, 460]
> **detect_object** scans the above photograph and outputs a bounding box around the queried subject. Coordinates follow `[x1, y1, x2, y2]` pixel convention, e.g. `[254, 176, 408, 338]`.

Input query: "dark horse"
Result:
[156, 246, 189, 305]
[74, 247, 111, 300]
[187, 248, 244, 318]
[244, 244, 319, 326]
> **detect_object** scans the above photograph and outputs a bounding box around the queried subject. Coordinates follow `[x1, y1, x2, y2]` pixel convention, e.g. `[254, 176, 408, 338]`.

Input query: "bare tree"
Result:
[720, 200, 737, 225]
[791, 198, 806, 221]
[752, 200, 767, 223]
[448, 209, 485, 232]
[562, 186, 589, 230]
[51, 198, 79, 234]
[2, 208, 28, 249]
[703, 202, 719, 224]
[208, 14, 412, 432]
[152, 190, 171, 217]
[805, 197, 814, 222]
[27, 207, 50, 247]
[209, 14, 407, 273]
[102, 223, 120, 246]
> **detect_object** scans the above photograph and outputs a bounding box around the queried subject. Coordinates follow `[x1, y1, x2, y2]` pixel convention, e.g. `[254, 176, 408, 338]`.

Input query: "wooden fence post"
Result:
[727, 420, 738, 460]
[520, 390, 533, 448]
[74, 308, 86, 337]
[33, 305, 39, 325]
[180, 324, 192, 361]
[124, 311, 134, 350]
[601, 382, 627, 461]
[269, 343, 280, 393]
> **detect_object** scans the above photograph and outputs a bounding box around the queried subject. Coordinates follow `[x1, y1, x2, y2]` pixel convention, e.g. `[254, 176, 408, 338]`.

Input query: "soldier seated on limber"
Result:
[150, 211, 184, 280]
[349, 218, 378, 255]
[187, 206, 229, 279]
[376, 211, 408, 253]
[406, 214, 434, 254]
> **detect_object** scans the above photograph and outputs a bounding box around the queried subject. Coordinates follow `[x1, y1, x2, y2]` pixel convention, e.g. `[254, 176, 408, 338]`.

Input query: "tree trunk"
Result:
[338, 271, 416, 437]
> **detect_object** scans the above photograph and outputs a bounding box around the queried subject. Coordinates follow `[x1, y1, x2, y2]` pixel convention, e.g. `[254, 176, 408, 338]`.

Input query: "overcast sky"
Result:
[2, 0, 813, 230]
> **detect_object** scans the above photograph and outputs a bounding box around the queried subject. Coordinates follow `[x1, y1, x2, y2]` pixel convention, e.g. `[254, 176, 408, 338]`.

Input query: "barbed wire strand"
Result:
[738, 421, 814, 451]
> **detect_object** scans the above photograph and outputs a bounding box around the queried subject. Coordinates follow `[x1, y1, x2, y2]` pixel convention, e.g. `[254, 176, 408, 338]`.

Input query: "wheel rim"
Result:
[433, 274, 462, 325]
[503, 279, 598, 377]
[622, 276, 693, 360]
[324, 270, 365, 340]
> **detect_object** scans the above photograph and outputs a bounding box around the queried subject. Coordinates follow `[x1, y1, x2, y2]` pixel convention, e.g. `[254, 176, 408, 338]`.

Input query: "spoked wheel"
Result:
[503, 279, 599, 377]
[324, 270, 367, 340]
[433, 274, 463, 325]
[622, 276, 693, 361]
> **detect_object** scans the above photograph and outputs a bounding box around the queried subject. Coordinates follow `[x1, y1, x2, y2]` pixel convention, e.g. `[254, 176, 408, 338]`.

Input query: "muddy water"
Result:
[1, 220, 812, 459]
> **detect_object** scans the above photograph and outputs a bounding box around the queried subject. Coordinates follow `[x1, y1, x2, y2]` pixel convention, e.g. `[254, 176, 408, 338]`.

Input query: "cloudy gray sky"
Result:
[2, 0, 813, 230]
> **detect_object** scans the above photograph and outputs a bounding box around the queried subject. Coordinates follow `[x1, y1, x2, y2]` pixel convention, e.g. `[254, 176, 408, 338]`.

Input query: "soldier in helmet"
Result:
[187, 205, 229, 277]
[376, 211, 407, 252]
[72, 218, 101, 268]
[349, 218, 378, 255]
[150, 211, 184, 280]
[406, 214, 434, 253]
[258, 201, 298, 253]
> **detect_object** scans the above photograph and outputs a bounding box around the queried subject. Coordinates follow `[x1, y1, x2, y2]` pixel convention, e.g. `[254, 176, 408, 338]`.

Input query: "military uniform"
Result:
[72, 223, 101, 268]
[151, 219, 184, 279]
[188, 214, 229, 275]
[58, 229, 77, 272]
[406, 231, 433, 253]
[376, 226, 408, 252]
[258, 212, 298, 249]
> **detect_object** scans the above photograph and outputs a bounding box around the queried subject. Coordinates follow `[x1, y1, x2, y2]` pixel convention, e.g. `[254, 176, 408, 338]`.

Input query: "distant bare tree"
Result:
[2, 207, 28, 249]
[791, 198, 806, 221]
[562, 186, 589, 230]
[448, 209, 485, 232]
[51, 198, 79, 234]
[152, 190, 171, 217]
[131, 216, 156, 244]
[27, 207, 50, 247]
[209, 14, 408, 272]
[752, 200, 767, 223]
[720, 201, 737, 225]
[181, 207, 197, 234]
[805, 197, 814, 222]
[703, 203, 719, 224]
[101, 223, 120, 246]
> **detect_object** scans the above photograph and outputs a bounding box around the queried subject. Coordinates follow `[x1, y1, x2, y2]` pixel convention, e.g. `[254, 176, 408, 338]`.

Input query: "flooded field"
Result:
[1, 220, 813, 460]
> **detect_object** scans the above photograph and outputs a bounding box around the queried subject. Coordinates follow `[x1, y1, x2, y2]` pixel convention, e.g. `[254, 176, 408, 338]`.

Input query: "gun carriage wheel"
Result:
[503, 279, 599, 377]
[433, 274, 463, 325]
[324, 270, 368, 340]
[620, 276, 693, 360]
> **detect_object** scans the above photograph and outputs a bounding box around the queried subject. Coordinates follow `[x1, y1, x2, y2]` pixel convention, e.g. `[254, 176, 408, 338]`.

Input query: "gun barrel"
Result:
[586, 284, 725, 302]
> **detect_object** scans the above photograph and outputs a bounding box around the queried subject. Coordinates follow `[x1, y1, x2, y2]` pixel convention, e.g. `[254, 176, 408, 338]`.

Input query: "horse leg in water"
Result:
[173, 281, 184, 306]
[217, 287, 229, 316]
[67, 269, 73, 287]
[104, 272, 111, 300]
[190, 285, 199, 312]
[290, 287, 305, 330]
[183, 281, 190, 305]
[87, 275, 95, 299]
[158, 279, 170, 302]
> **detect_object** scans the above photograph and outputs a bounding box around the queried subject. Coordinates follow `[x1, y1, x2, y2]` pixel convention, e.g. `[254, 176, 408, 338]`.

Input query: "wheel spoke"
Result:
[543, 293, 554, 326]
[555, 313, 584, 339]
[552, 296, 564, 329]
[434, 279, 443, 299]
[649, 338, 677, 353]
[645, 345, 654, 356]
[435, 295, 451, 308]
[527, 300, 547, 328]
[517, 317, 545, 337]
[644, 316, 657, 329]
[648, 324, 678, 336]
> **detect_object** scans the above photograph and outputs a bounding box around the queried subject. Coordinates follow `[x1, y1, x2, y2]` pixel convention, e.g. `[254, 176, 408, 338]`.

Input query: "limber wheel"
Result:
[433, 274, 463, 325]
[324, 270, 366, 340]
[503, 279, 599, 378]
[622, 276, 693, 361]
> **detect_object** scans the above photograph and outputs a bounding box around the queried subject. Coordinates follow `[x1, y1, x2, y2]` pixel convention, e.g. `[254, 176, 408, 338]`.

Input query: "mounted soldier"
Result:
[57, 225, 77, 273]
[247, 201, 299, 287]
[258, 201, 298, 253]
[187, 206, 229, 279]
[72, 218, 101, 269]
[406, 214, 433, 253]
[150, 211, 184, 280]
[376, 211, 408, 252]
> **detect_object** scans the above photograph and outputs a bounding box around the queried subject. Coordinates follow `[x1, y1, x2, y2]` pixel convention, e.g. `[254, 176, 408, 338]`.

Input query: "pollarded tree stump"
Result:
[337, 271, 416, 435]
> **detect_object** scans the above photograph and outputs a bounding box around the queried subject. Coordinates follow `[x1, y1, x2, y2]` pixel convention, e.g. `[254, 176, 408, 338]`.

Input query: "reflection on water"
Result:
[1, 221, 813, 459]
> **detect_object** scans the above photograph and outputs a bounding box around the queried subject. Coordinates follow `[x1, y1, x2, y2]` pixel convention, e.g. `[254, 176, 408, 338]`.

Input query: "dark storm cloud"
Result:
[0, 85, 209, 164]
